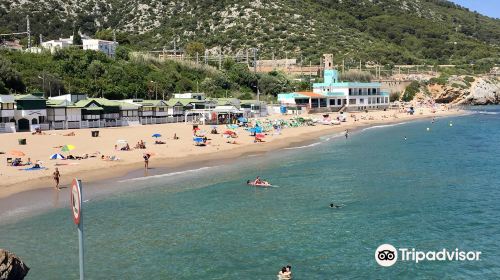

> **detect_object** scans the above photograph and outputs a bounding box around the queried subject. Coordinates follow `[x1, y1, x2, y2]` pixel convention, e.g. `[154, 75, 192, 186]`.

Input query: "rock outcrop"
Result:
[427, 76, 500, 105]
[466, 77, 500, 105]
[0, 249, 29, 280]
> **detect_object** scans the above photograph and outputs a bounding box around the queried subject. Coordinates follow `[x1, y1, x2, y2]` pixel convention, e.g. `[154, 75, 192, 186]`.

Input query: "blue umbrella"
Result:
[50, 153, 65, 160]
[193, 137, 204, 143]
[238, 117, 248, 123]
[152, 133, 162, 138]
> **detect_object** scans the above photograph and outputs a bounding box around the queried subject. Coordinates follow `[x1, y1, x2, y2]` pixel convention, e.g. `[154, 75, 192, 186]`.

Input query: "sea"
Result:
[1, 107, 499, 279]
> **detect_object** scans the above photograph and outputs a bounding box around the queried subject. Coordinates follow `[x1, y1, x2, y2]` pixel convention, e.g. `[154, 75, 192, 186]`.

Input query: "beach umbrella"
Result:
[193, 137, 204, 143]
[49, 153, 65, 160]
[152, 133, 162, 138]
[238, 117, 248, 123]
[116, 140, 128, 144]
[10, 150, 25, 156]
[223, 130, 236, 135]
[61, 144, 75, 152]
[256, 133, 265, 139]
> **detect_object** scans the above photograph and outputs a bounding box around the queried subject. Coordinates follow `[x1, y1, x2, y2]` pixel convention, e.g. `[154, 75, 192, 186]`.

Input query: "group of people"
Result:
[277, 265, 292, 279]
[135, 140, 147, 149]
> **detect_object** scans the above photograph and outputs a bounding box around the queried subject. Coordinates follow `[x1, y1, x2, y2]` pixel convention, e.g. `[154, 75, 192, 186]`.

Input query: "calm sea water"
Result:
[1, 107, 500, 279]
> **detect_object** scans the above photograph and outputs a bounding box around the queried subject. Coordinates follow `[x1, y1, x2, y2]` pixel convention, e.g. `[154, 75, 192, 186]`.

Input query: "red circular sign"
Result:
[71, 178, 81, 225]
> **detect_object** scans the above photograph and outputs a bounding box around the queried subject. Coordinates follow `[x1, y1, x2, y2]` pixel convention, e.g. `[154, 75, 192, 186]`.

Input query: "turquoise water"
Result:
[1, 108, 500, 279]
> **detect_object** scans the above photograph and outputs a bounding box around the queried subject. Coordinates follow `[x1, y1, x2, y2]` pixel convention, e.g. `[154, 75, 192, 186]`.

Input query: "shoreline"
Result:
[0, 108, 467, 201]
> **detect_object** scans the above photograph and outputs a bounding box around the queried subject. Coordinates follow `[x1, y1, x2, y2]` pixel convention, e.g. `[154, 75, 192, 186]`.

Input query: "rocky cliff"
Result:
[427, 76, 500, 105]
[0, 249, 29, 280]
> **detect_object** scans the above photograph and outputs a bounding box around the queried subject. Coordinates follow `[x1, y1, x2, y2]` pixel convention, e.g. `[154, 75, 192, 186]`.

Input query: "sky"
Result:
[450, 0, 500, 19]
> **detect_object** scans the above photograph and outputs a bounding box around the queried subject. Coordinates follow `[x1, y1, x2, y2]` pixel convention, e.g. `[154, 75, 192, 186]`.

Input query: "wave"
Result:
[361, 121, 409, 131]
[284, 141, 322, 150]
[475, 111, 499, 115]
[118, 166, 217, 183]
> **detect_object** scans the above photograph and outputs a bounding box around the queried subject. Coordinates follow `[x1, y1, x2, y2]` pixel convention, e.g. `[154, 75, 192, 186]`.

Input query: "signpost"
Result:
[71, 178, 84, 280]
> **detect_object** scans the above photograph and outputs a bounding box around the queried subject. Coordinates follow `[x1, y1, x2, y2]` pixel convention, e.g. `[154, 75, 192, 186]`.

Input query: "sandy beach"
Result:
[0, 106, 464, 199]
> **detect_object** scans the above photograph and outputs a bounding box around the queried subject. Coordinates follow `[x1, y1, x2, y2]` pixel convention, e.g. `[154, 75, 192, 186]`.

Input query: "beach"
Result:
[0, 106, 463, 199]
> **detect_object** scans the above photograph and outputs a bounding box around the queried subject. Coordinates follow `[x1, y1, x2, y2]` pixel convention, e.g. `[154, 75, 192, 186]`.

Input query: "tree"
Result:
[116, 46, 130, 61]
[73, 31, 83, 46]
[185, 42, 205, 58]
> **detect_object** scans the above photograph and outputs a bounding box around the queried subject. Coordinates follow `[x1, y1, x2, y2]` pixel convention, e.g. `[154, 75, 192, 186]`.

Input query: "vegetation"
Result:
[339, 70, 372, 82]
[0, 0, 498, 67]
[389, 91, 401, 102]
[402, 81, 421, 102]
[0, 49, 296, 99]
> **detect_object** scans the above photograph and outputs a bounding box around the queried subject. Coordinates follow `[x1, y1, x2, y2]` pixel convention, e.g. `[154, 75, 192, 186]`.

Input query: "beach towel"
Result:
[21, 167, 48, 171]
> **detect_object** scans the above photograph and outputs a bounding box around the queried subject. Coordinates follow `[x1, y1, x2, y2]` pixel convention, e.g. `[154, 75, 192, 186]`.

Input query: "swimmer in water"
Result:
[404, 136, 407, 140]
[330, 203, 343, 208]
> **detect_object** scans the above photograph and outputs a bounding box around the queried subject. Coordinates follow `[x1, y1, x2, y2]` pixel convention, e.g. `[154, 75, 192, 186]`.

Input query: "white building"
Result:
[82, 39, 118, 57]
[41, 39, 73, 53]
[14, 94, 48, 132]
[174, 92, 206, 100]
[0, 95, 16, 133]
[40, 35, 118, 57]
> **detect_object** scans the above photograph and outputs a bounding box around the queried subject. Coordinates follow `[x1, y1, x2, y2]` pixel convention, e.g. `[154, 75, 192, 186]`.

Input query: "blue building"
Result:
[278, 54, 390, 111]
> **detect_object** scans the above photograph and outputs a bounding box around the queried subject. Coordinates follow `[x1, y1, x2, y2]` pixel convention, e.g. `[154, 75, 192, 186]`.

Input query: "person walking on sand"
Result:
[53, 168, 61, 190]
[143, 153, 150, 169]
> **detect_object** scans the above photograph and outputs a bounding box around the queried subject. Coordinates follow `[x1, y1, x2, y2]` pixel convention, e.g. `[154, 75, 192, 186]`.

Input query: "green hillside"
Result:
[0, 0, 499, 65]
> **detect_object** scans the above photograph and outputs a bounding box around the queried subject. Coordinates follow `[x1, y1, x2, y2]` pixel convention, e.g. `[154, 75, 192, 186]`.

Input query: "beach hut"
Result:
[14, 94, 48, 132]
[134, 100, 169, 124]
[116, 101, 140, 125]
[46, 99, 82, 129]
[75, 98, 121, 127]
[240, 100, 267, 118]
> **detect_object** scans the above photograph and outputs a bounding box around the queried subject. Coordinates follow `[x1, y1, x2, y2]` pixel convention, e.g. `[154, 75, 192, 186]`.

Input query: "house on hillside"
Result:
[82, 39, 118, 57]
[14, 94, 48, 132]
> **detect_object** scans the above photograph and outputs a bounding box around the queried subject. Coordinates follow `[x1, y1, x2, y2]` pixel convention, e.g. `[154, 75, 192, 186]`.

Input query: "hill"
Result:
[0, 0, 499, 66]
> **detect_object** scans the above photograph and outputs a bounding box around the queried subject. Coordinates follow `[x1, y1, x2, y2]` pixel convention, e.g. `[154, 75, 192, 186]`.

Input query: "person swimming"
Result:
[330, 203, 343, 208]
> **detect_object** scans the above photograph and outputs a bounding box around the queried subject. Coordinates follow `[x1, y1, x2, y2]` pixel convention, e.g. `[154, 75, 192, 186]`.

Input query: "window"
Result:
[1, 103, 14, 110]
[329, 99, 336, 106]
[337, 99, 342, 105]
[349, 89, 352, 95]
[320, 99, 327, 107]
[359, 98, 364, 104]
[358, 89, 362, 95]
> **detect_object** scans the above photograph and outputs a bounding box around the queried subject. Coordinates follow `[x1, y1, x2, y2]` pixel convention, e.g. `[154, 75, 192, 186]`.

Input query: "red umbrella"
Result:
[223, 130, 236, 135]
[256, 133, 265, 139]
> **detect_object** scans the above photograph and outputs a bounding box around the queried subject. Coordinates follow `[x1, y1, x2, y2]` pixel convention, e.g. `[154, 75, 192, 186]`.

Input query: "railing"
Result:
[68, 121, 81, 129]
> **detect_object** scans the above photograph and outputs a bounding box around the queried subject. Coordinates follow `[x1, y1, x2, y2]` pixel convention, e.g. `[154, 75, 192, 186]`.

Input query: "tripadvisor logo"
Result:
[375, 244, 481, 267]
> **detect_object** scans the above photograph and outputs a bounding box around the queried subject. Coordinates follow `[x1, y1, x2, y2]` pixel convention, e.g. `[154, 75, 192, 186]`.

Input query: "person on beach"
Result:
[53, 168, 61, 190]
[143, 153, 150, 169]
[345, 129, 349, 139]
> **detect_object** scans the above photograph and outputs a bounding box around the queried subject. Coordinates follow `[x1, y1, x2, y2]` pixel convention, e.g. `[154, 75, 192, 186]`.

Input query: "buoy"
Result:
[427, 127, 430, 131]
[450, 123, 453, 127]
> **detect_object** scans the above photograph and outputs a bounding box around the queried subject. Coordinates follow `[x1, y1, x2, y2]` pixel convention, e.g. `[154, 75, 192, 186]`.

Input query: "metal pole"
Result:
[78, 180, 84, 280]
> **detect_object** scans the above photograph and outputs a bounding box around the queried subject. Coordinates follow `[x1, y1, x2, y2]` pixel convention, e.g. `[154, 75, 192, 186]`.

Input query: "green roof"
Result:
[135, 100, 168, 107]
[83, 107, 103, 111]
[167, 98, 197, 106]
[240, 100, 264, 105]
[14, 94, 46, 101]
[74, 98, 120, 108]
